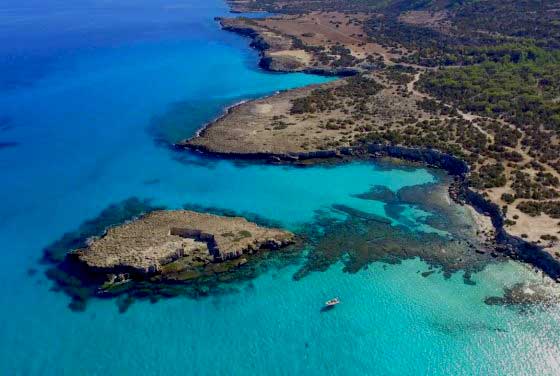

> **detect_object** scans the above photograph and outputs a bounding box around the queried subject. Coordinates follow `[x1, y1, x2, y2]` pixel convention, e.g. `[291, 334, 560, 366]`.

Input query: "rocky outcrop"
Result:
[260, 55, 305, 71]
[71, 210, 295, 277]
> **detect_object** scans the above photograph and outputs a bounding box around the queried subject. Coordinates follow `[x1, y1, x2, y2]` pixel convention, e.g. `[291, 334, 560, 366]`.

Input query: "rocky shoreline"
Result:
[218, 17, 361, 77]
[179, 142, 560, 282]
[42, 6, 560, 315]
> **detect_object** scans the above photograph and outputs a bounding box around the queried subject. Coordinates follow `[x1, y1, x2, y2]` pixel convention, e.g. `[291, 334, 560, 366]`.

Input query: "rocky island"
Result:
[47, 208, 295, 311]
[73, 210, 293, 275]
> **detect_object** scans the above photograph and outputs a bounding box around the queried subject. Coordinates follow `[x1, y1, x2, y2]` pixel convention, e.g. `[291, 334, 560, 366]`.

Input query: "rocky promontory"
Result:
[218, 17, 363, 76]
[220, 17, 312, 73]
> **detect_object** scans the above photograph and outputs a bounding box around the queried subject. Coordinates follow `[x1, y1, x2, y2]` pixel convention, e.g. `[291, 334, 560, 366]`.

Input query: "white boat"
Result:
[325, 297, 340, 307]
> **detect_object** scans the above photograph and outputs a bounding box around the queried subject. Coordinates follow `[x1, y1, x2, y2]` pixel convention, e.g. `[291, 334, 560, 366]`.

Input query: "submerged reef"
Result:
[294, 178, 500, 283]
[149, 101, 199, 147]
[148, 98, 231, 148]
[485, 282, 560, 309]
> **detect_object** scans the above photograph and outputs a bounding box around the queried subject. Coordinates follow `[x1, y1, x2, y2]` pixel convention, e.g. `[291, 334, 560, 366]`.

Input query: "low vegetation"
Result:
[291, 75, 384, 114]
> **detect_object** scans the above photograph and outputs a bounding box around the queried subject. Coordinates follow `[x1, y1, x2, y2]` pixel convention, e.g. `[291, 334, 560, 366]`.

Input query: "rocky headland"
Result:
[218, 15, 370, 76]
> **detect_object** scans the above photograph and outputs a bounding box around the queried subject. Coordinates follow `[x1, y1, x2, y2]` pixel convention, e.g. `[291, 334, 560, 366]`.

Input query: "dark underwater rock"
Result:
[353, 185, 397, 203]
[293, 203, 497, 281]
[0, 141, 19, 149]
[485, 282, 560, 308]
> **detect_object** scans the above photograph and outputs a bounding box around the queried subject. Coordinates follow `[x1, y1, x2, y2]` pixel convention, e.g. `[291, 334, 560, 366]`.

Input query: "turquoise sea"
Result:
[1, 0, 560, 374]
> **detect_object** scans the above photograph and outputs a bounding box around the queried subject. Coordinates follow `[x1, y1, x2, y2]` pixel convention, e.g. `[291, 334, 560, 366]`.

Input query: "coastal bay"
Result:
[1, 0, 560, 374]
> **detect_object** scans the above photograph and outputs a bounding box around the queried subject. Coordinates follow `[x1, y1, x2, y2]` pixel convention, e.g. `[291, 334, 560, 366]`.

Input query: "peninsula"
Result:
[182, 0, 560, 267]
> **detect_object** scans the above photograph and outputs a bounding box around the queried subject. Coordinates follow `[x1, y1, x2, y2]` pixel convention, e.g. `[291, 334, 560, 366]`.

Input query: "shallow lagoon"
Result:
[1, 0, 560, 374]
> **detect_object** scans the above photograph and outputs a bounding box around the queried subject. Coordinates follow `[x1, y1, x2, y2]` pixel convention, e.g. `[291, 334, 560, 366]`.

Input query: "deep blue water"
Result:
[1, 0, 560, 374]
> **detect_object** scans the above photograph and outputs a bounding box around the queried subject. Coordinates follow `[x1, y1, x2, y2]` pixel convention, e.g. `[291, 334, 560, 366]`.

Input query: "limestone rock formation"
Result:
[73, 210, 294, 276]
